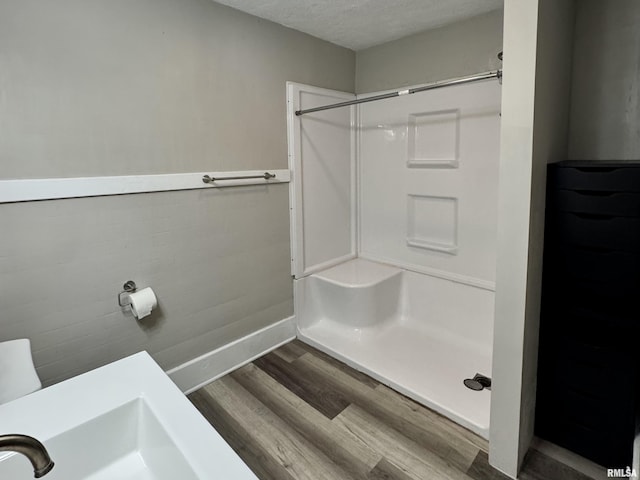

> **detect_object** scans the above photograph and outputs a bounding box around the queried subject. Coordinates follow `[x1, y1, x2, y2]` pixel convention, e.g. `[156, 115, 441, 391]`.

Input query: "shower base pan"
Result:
[295, 258, 494, 438]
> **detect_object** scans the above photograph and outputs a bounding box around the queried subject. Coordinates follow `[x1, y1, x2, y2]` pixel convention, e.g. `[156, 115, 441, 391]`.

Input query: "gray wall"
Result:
[0, 0, 354, 178]
[355, 9, 503, 94]
[0, 0, 354, 385]
[568, 0, 640, 160]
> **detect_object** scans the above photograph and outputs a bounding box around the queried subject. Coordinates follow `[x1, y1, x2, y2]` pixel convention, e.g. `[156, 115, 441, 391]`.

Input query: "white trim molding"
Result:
[166, 316, 296, 394]
[0, 169, 291, 204]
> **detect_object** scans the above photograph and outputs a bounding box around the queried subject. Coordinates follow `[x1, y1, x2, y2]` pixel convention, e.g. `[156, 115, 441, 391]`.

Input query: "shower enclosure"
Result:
[287, 76, 501, 438]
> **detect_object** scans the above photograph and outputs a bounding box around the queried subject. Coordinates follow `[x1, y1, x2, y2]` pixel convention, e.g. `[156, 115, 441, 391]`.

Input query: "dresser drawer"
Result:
[536, 416, 634, 467]
[563, 345, 636, 380]
[550, 213, 640, 252]
[538, 383, 636, 429]
[552, 305, 638, 333]
[542, 274, 639, 306]
[544, 247, 640, 282]
[550, 164, 640, 192]
[539, 307, 638, 353]
[551, 190, 640, 217]
[542, 350, 635, 390]
[560, 332, 636, 363]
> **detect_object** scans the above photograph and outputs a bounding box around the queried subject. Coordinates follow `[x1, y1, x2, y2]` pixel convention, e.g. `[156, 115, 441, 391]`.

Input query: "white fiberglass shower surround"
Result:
[287, 75, 501, 438]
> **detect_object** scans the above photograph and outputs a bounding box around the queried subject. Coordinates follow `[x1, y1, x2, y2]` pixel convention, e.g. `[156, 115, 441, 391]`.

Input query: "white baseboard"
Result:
[166, 316, 296, 394]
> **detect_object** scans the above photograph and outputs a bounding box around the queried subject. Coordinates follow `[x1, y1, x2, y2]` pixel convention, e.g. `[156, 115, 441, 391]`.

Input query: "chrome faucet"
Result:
[0, 434, 54, 478]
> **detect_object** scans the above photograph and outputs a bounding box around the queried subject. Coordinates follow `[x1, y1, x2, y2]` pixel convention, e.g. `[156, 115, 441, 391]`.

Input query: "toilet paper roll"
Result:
[128, 287, 157, 320]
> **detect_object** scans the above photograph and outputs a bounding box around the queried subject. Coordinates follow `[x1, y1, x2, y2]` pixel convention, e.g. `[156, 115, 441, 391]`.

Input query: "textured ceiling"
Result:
[214, 0, 503, 50]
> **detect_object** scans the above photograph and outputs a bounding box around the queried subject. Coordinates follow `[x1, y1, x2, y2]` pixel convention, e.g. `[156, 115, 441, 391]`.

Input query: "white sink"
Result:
[0, 352, 257, 479]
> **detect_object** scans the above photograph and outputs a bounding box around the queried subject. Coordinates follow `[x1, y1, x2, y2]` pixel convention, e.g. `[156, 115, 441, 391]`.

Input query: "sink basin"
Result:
[1, 399, 197, 479]
[0, 352, 257, 479]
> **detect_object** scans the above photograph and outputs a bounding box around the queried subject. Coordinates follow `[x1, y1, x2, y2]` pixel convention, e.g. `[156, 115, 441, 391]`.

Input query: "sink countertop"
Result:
[0, 351, 257, 480]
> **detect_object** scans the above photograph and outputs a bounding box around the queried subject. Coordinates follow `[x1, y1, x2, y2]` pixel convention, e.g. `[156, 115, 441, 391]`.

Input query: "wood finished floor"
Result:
[188, 340, 595, 480]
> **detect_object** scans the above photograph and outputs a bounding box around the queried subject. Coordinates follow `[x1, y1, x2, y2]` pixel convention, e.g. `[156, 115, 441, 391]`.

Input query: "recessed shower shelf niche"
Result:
[406, 194, 459, 255]
[407, 109, 460, 169]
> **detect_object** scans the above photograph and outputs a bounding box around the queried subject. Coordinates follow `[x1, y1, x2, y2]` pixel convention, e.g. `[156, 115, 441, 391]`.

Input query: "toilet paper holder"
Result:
[117, 281, 138, 307]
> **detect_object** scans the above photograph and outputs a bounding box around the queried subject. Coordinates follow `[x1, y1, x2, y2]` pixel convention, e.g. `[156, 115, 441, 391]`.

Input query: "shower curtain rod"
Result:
[295, 69, 502, 116]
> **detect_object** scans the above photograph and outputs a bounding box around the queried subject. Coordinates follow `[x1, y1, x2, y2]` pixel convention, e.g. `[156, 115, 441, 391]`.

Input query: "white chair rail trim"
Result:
[0, 169, 291, 203]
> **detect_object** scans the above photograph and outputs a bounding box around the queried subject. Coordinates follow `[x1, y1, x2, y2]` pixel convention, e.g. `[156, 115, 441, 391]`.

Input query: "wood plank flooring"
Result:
[188, 340, 597, 480]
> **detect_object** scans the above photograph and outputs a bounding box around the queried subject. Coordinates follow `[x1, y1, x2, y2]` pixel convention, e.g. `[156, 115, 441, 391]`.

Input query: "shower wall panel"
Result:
[287, 83, 356, 278]
[358, 80, 501, 289]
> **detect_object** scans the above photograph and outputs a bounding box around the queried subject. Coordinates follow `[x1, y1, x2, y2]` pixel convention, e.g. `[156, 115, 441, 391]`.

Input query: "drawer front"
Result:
[550, 165, 640, 192]
[541, 274, 639, 306]
[558, 333, 636, 365]
[539, 344, 636, 390]
[541, 305, 639, 335]
[544, 247, 640, 282]
[550, 213, 640, 252]
[536, 417, 634, 467]
[536, 382, 636, 430]
[551, 353, 636, 393]
[551, 190, 640, 217]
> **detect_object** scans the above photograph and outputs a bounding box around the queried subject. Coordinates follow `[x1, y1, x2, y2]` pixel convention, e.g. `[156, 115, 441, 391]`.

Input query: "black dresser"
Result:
[536, 161, 640, 467]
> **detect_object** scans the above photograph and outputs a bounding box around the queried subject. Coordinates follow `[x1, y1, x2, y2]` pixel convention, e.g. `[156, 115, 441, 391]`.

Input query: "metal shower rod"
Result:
[295, 69, 502, 116]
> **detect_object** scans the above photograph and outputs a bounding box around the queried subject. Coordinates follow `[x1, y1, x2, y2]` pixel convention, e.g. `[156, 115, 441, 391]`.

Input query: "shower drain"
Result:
[464, 373, 492, 391]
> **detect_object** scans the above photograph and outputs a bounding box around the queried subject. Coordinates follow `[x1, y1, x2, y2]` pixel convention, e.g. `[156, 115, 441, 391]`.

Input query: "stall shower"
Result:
[287, 72, 501, 438]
